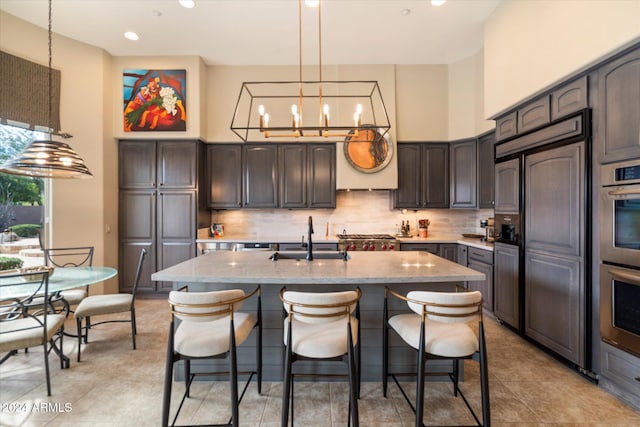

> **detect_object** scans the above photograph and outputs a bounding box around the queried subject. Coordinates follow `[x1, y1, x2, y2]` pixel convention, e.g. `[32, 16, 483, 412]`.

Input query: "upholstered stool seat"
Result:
[383, 288, 490, 427]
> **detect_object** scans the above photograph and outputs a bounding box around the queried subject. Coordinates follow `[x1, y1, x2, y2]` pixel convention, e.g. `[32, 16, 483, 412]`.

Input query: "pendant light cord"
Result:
[48, 0, 53, 137]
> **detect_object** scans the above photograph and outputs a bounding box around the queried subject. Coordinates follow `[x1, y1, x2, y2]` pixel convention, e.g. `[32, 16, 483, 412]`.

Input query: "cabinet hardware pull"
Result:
[609, 269, 640, 286]
[608, 188, 640, 196]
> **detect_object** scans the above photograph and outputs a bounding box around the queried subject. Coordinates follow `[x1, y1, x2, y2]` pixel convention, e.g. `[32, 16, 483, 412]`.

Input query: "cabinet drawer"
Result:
[600, 341, 640, 398]
[400, 243, 439, 254]
[468, 247, 493, 264]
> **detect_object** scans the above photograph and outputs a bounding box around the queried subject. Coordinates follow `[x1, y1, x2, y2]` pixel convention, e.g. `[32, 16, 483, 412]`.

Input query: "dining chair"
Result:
[161, 285, 262, 427]
[383, 288, 490, 427]
[74, 247, 146, 362]
[43, 246, 94, 314]
[0, 270, 67, 396]
[280, 287, 362, 427]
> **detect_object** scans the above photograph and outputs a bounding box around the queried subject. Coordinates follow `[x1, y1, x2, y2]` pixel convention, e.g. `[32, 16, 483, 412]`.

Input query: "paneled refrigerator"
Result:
[493, 111, 592, 373]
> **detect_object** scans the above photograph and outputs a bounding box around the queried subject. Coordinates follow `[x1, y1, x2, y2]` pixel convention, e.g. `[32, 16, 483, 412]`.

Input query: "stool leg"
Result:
[382, 311, 389, 397]
[162, 322, 175, 427]
[479, 322, 490, 426]
[453, 359, 460, 397]
[347, 326, 359, 426]
[281, 324, 293, 427]
[131, 307, 137, 350]
[415, 320, 426, 427]
[76, 317, 82, 362]
[184, 360, 191, 398]
[229, 319, 239, 427]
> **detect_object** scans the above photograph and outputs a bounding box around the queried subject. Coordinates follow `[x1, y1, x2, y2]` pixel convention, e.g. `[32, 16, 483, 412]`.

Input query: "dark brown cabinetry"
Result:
[207, 143, 335, 210]
[119, 140, 205, 293]
[478, 131, 496, 208]
[517, 96, 551, 134]
[244, 144, 278, 208]
[280, 144, 336, 208]
[494, 158, 520, 214]
[206, 144, 242, 208]
[467, 247, 494, 312]
[493, 241, 520, 329]
[592, 48, 640, 163]
[496, 112, 517, 142]
[450, 138, 477, 209]
[551, 77, 588, 121]
[394, 143, 449, 209]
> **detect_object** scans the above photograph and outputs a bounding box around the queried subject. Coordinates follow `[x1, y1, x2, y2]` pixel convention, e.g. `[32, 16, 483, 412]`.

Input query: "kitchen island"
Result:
[152, 250, 485, 381]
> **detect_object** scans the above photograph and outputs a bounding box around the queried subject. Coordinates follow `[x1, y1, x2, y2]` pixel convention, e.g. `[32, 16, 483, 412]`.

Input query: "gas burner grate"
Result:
[336, 234, 396, 240]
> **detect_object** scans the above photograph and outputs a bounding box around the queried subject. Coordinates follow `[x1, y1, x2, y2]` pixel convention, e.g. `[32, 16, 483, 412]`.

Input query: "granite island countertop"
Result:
[151, 250, 485, 285]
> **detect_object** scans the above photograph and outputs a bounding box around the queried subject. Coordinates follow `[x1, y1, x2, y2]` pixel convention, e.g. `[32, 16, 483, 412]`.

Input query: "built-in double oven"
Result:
[599, 159, 640, 357]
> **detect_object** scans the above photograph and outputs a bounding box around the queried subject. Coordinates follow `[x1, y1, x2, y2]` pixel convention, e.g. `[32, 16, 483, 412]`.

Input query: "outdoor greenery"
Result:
[10, 224, 41, 238]
[0, 256, 24, 271]
[0, 125, 44, 231]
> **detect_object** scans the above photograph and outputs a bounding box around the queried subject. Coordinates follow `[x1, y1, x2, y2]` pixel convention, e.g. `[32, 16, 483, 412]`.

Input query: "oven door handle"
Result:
[610, 268, 640, 286]
[607, 188, 640, 196]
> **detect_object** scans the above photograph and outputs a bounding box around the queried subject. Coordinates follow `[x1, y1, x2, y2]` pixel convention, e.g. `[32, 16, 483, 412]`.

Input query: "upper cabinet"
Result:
[243, 145, 278, 208]
[119, 140, 197, 189]
[495, 158, 520, 214]
[495, 76, 588, 143]
[478, 131, 496, 209]
[393, 143, 449, 209]
[206, 144, 242, 209]
[450, 138, 477, 209]
[207, 143, 335, 210]
[591, 48, 640, 163]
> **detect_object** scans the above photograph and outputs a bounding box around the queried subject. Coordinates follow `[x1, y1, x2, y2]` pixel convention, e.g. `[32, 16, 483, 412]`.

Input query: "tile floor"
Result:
[1, 298, 639, 426]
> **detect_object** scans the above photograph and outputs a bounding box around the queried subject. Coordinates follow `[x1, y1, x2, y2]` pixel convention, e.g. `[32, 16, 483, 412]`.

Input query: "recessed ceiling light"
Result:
[124, 31, 139, 41]
[401, 8, 411, 16]
[179, 0, 195, 8]
[305, 0, 319, 6]
[431, 0, 447, 6]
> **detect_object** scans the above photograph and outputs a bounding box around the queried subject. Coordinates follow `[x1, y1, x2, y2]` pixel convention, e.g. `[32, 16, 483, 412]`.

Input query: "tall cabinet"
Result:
[119, 140, 206, 293]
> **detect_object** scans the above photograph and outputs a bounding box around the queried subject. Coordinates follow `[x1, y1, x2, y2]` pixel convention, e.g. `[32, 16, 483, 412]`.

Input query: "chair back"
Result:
[43, 246, 94, 268]
[406, 290, 482, 324]
[169, 288, 250, 322]
[130, 248, 147, 298]
[0, 270, 51, 339]
[280, 288, 361, 324]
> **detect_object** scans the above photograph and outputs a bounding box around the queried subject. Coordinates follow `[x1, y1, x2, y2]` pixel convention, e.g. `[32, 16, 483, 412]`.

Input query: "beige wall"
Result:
[484, 0, 640, 118]
[0, 11, 116, 292]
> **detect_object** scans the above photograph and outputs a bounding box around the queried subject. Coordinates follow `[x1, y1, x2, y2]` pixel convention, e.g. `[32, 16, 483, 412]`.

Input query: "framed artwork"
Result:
[123, 69, 186, 132]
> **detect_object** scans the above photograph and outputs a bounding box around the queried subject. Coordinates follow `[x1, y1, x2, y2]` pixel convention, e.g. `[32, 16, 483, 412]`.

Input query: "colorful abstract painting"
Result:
[123, 69, 186, 132]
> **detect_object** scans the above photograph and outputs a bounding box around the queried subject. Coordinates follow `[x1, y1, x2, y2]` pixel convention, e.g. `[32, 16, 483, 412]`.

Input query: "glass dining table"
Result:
[0, 266, 118, 368]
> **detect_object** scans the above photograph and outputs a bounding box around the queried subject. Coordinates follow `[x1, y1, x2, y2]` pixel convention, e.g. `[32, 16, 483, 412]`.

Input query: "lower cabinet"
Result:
[467, 247, 494, 312]
[493, 242, 520, 330]
[599, 341, 640, 410]
[439, 243, 458, 262]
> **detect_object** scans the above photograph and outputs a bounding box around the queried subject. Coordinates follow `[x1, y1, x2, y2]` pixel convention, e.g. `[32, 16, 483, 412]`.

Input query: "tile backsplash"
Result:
[209, 190, 493, 239]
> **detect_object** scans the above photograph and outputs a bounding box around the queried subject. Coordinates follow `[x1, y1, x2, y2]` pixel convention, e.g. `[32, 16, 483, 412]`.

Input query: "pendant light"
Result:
[0, 0, 92, 179]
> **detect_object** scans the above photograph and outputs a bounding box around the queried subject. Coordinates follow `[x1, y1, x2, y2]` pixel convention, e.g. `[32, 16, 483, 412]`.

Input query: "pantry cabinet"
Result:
[119, 140, 206, 293]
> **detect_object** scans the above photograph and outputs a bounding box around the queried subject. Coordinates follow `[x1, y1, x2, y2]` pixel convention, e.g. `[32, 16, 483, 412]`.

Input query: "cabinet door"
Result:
[450, 139, 477, 208]
[119, 141, 156, 189]
[394, 144, 421, 208]
[439, 244, 457, 262]
[207, 145, 242, 208]
[468, 259, 493, 312]
[551, 76, 588, 121]
[157, 141, 197, 188]
[493, 242, 519, 330]
[308, 144, 336, 208]
[593, 48, 640, 163]
[478, 132, 495, 209]
[517, 96, 550, 134]
[494, 158, 520, 214]
[457, 245, 468, 266]
[244, 145, 278, 208]
[119, 190, 156, 291]
[495, 112, 517, 142]
[279, 145, 307, 208]
[423, 143, 450, 208]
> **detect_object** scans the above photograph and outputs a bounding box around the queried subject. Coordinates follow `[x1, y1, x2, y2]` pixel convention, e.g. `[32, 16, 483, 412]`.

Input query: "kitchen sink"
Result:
[268, 251, 350, 261]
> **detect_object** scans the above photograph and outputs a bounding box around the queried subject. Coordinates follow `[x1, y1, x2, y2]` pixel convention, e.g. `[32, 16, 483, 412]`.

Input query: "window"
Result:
[0, 124, 47, 267]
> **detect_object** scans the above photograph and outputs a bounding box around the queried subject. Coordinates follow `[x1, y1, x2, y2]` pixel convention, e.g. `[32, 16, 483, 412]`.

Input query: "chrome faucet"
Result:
[306, 216, 314, 261]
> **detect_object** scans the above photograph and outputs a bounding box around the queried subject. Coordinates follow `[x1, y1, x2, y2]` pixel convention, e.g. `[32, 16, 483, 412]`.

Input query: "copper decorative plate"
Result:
[343, 127, 393, 173]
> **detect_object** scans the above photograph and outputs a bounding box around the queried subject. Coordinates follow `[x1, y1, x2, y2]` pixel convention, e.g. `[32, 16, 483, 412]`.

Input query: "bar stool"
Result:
[383, 288, 490, 427]
[161, 286, 262, 427]
[280, 287, 361, 427]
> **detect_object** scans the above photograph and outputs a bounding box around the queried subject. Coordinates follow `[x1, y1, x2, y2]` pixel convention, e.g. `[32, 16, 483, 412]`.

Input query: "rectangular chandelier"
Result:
[230, 0, 390, 143]
[230, 80, 390, 142]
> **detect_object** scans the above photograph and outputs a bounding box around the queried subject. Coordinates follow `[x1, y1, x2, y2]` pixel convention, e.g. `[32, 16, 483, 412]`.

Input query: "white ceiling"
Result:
[0, 0, 501, 66]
